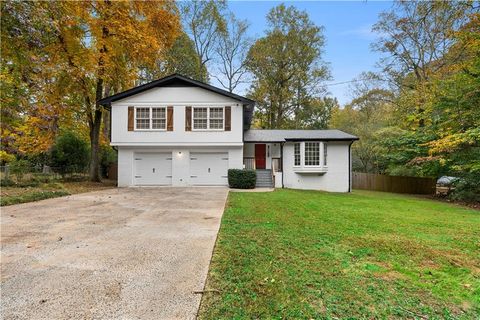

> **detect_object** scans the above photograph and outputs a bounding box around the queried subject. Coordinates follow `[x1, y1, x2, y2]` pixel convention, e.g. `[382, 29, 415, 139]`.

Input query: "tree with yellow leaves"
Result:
[52, 1, 180, 181]
[1, 1, 181, 180]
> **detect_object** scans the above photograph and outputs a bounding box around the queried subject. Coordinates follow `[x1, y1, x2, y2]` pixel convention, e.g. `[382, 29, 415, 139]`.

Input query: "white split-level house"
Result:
[99, 74, 358, 192]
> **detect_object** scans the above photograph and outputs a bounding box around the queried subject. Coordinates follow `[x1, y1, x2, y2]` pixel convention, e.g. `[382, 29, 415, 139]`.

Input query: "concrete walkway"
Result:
[1, 187, 229, 320]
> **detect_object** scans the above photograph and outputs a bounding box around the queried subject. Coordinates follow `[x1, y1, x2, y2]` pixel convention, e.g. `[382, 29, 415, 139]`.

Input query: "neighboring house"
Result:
[99, 74, 358, 192]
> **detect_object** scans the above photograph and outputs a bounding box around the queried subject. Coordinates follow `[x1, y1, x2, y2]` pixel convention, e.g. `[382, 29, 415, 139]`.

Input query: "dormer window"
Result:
[192, 107, 224, 130]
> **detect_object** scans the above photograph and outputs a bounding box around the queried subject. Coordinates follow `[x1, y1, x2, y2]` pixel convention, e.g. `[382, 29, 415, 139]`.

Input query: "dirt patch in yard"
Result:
[61, 180, 116, 193]
[1, 180, 116, 206]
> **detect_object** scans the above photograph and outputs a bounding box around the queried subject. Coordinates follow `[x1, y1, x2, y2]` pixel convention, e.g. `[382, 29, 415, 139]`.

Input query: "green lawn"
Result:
[198, 189, 480, 319]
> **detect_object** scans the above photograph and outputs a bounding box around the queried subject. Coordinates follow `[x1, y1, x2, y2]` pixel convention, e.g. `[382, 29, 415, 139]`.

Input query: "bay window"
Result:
[294, 143, 301, 166]
[305, 142, 320, 166]
[323, 143, 328, 166]
[293, 141, 328, 168]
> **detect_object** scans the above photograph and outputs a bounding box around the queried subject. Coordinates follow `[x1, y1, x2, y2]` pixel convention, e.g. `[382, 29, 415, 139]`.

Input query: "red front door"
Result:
[255, 144, 266, 169]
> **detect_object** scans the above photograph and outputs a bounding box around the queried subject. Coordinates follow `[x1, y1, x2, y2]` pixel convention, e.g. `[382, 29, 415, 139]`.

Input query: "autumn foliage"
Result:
[1, 0, 181, 180]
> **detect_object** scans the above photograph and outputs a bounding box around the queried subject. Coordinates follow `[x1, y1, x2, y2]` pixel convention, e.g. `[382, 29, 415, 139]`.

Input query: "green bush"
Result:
[50, 132, 90, 175]
[32, 173, 57, 184]
[100, 145, 117, 178]
[9, 159, 32, 181]
[0, 177, 40, 188]
[228, 169, 256, 189]
[0, 178, 15, 187]
[450, 172, 480, 202]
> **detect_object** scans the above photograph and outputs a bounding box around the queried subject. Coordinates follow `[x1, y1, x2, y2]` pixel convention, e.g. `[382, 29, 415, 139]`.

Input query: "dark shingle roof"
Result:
[98, 74, 255, 106]
[244, 129, 358, 142]
[97, 73, 255, 130]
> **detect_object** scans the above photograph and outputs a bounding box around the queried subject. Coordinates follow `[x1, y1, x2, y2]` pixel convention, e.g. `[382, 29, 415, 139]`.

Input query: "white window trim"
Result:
[323, 142, 328, 166]
[304, 142, 321, 167]
[294, 141, 327, 168]
[134, 106, 167, 131]
[192, 106, 225, 131]
[293, 143, 301, 167]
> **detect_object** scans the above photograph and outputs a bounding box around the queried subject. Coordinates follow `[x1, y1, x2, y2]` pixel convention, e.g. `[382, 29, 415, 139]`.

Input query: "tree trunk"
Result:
[89, 79, 104, 182]
[102, 109, 109, 141]
[89, 15, 109, 182]
[89, 116, 102, 182]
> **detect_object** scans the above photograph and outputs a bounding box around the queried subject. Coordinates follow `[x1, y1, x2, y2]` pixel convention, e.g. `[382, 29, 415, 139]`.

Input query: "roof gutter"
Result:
[285, 138, 359, 142]
[281, 142, 285, 189]
[348, 140, 354, 192]
[244, 138, 359, 143]
[243, 140, 285, 143]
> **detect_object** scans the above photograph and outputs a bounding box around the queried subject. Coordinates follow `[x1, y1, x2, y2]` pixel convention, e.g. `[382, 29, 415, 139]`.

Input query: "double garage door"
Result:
[134, 152, 228, 186]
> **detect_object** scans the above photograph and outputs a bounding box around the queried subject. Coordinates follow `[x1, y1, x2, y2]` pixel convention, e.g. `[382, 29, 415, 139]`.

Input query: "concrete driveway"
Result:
[1, 187, 229, 320]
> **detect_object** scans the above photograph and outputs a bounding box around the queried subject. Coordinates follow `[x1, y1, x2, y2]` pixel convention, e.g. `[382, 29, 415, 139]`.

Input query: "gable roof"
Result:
[97, 73, 255, 106]
[244, 129, 359, 142]
[99, 74, 255, 130]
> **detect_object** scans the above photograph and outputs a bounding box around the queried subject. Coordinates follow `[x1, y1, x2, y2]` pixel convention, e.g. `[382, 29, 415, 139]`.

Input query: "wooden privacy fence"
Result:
[352, 172, 436, 195]
[107, 164, 118, 181]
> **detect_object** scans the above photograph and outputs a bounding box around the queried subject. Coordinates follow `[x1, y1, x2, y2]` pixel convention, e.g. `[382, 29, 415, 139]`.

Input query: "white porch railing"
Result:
[243, 157, 256, 170]
[272, 158, 282, 172]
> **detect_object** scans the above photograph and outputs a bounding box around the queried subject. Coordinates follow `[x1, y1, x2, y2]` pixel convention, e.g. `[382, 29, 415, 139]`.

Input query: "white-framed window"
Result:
[305, 142, 320, 166]
[192, 107, 224, 130]
[152, 108, 166, 129]
[135, 107, 150, 130]
[323, 143, 327, 166]
[193, 107, 208, 129]
[209, 107, 224, 129]
[293, 142, 327, 167]
[294, 143, 301, 166]
[135, 107, 166, 130]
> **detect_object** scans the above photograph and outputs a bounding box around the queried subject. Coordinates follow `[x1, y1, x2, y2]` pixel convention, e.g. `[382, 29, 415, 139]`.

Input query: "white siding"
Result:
[274, 171, 283, 188]
[282, 141, 351, 192]
[243, 143, 281, 170]
[117, 146, 243, 187]
[189, 152, 229, 185]
[110, 84, 353, 191]
[244, 143, 255, 158]
[134, 153, 172, 185]
[111, 87, 243, 146]
[269, 143, 281, 170]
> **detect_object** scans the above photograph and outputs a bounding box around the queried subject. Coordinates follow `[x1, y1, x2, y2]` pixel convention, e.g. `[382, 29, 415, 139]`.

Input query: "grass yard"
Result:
[199, 189, 480, 319]
[1, 180, 116, 206]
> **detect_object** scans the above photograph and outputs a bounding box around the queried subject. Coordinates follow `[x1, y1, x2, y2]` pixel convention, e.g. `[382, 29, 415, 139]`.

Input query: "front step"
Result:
[255, 169, 273, 188]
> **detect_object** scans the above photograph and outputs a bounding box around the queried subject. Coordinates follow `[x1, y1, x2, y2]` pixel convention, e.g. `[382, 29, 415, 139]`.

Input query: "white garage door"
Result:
[190, 152, 228, 186]
[134, 153, 172, 185]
